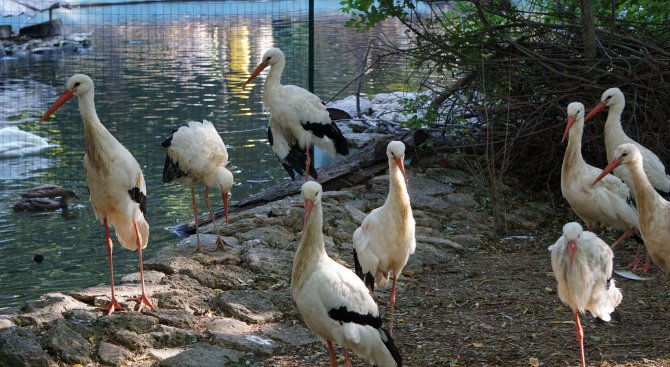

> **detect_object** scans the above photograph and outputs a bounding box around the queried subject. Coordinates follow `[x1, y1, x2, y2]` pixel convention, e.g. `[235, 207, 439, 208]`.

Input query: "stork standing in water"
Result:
[242, 47, 349, 181]
[549, 222, 622, 367]
[41, 74, 155, 314]
[593, 143, 670, 274]
[352, 141, 415, 334]
[161, 120, 233, 253]
[584, 87, 670, 270]
[292, 181, 402, 367]
[560, 102, 640, 248]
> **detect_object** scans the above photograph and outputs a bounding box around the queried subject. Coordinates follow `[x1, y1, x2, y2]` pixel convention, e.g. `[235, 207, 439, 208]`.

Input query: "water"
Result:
[0, 0, 417, 308]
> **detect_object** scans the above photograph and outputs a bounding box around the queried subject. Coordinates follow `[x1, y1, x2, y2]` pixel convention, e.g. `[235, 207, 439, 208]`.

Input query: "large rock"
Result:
[97, 341, 134, 366]
[17, 292, 88, 326]
[260, 321, 319, 346]
[0, 327, 56, 367]
[41, 319, 92, 364]
[211, 290, 283, 324]
[207, 317, 278, 355]
[239, 225, 296, 250]
[155, 342, 243, 367]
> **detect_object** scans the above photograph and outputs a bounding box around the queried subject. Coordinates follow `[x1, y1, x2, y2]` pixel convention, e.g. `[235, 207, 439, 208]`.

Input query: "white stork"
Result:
[549, 222, 622, 367]
[592, 143, 670, 274]
[352, 141, 415, 334]
[161, 120, 233, 253]
[292, 181, 402, 367]
[584, 87, 670, 197]
[41, 74, 156, 314]
[242, 47, 349, 181]
[560, 102, 640, 248]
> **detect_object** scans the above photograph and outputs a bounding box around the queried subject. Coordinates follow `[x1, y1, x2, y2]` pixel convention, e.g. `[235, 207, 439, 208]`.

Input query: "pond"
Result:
[0, 0, 419, 308]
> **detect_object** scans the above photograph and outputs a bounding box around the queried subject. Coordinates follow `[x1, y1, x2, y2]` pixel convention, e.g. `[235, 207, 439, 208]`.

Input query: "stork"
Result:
[560, 102, 640, 249]
[242, 47, 349, 181]
[292, 181, 402, 367]
[41, 74, 156, 314]
[592, 143, 670, 274]
[584, 87, 670, 197]
[352, 141, 415, 334]
[549, 222, 622, 367]
[161, 120, 234, 253]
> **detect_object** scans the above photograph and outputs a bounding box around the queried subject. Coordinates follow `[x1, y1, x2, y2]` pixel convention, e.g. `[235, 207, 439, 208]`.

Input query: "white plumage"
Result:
[352, 141, 415, 333]
[560, 102, 639, 246]
[161, 120, 233, 253]
[41, 74, 155, 314]
[585, 87, 670, 196]
[549, 222, 622, 367]
[243, 47, 349, 181]
[0, 126, 57, 158]
[593, 143, 670, 275]
[292, 181, 402, 367]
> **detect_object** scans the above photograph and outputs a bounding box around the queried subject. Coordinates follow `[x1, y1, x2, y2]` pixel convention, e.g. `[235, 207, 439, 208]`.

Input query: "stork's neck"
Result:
[564, 121, 585, 165]
[78, 91, 111, 174]
[386, 161, 411, 215]
[292, 202, 326, 277]
[263, 60, 285, 100]
[604, 105, 627, 152]
[628, 161, 659, 217]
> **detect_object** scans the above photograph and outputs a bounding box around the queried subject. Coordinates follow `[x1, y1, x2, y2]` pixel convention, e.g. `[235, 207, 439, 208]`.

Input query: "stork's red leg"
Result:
[127, 222, 156, 312]
[389, 273, 398, 335]
[97, 219, 124, 315]
[304, 145, 311, 182]
[326, 340, 337, 367]
[222, 190, 229, 224]
[574, 311, 586, 367]
[623, 245, 642, 270]
[190, 186, 204, 253]
[344, 348, 352, 367]
[643, 253, 651, 273]
[611, 228, 633, 248]
[205, 187, 228, 251]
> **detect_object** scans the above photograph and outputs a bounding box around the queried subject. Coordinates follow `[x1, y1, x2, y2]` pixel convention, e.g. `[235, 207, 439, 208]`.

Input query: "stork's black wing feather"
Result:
[161, 126, 188, 183]
[128, 187, 147, 215]
[268, 127, 318, 180]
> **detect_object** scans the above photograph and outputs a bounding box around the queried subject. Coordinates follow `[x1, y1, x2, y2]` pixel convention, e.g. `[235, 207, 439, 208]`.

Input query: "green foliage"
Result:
[339, 0, 409, 30]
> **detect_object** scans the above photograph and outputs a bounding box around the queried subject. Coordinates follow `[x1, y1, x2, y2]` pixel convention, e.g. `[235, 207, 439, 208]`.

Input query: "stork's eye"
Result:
[74, 82, 81, 88]
[605, 95, 612, 100]
[621, 152, 628, 157]
[266, 56, 272, 62]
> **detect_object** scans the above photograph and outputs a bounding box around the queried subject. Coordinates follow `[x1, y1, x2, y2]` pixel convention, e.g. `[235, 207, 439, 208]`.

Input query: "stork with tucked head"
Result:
[352, 141, 415, 334]
[549, 222, 622, 367]
[560, 102, 640, 249]
[41, 74, 156, 314]
[593, 143, 670, 274]
[161, 120, 234, 253]
[243, 47, 349, 181]
[292, 181, 402, 367]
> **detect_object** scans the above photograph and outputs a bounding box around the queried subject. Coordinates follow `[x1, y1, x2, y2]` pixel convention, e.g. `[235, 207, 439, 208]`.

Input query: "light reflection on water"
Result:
[0, 1, 415, 308]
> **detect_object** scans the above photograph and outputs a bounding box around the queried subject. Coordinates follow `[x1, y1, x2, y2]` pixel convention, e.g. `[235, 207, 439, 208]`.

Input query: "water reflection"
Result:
[0, 2, 416, 308]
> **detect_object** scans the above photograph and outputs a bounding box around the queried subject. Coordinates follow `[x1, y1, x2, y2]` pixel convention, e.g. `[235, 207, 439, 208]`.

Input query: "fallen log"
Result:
[169, 129, 429, 236]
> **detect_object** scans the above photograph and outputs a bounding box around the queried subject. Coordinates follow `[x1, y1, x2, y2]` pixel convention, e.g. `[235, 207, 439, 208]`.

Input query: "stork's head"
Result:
[562, 222, 583, 270]
[41, 74, 94, 121]
[387, 141, 407, 184]
[561, 102, 585, 143]
[242, 48, 285, 88]
[301, 181, 322, 230]
[592, 143, 643, 187]
[584, 87, 625, 122]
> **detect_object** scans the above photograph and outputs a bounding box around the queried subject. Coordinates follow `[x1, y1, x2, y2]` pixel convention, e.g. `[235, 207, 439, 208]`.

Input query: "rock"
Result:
[17, 292, 87, 326]
[241, 245, 294, 276]
[149, 325, 198, 348]
[121, 270, 166, 285]
[181, 264, 253, 291]
[0, 327, 56, 367]
[212, 290, 282, 324]
[207, 317, 278, 355]
[155, 342, 243, 367]
[260, 321, 319, 346]
[96, 341, 134, 366]
[408, 175, 455, 196]
[416, 235, 465, 251]
[445, 192, 478, 209]
[327, 95, 373, 118]
[344, 132, 391, 148]
[148, 309, 202, 329]
[344, 203, 367, 225]
[0, 318, 15, 329]
[41, 319, 92, 364]
[239, 225, 296, 249]
[96, 312, 158, 334]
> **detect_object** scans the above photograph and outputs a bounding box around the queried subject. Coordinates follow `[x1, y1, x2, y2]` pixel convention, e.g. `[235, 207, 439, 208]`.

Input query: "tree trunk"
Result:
[581, 0, 597, 59]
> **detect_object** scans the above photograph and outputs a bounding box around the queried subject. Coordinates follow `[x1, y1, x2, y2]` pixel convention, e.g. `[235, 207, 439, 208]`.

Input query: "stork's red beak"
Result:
[584, 101, 606, 122]
[395, 157, 407, 185]
[592, 159, 621, 186]
[561, 116, 575, 143]
[303, 198, 314, 231]
[242, 62, 268, 88]
[223, 192, 229, 225]
[568, 240, 576, 270]
[41, 89, 75, 121]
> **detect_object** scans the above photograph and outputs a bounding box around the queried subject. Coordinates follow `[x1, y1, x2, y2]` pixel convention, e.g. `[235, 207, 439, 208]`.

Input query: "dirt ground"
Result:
[260, 159, 670, 367]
